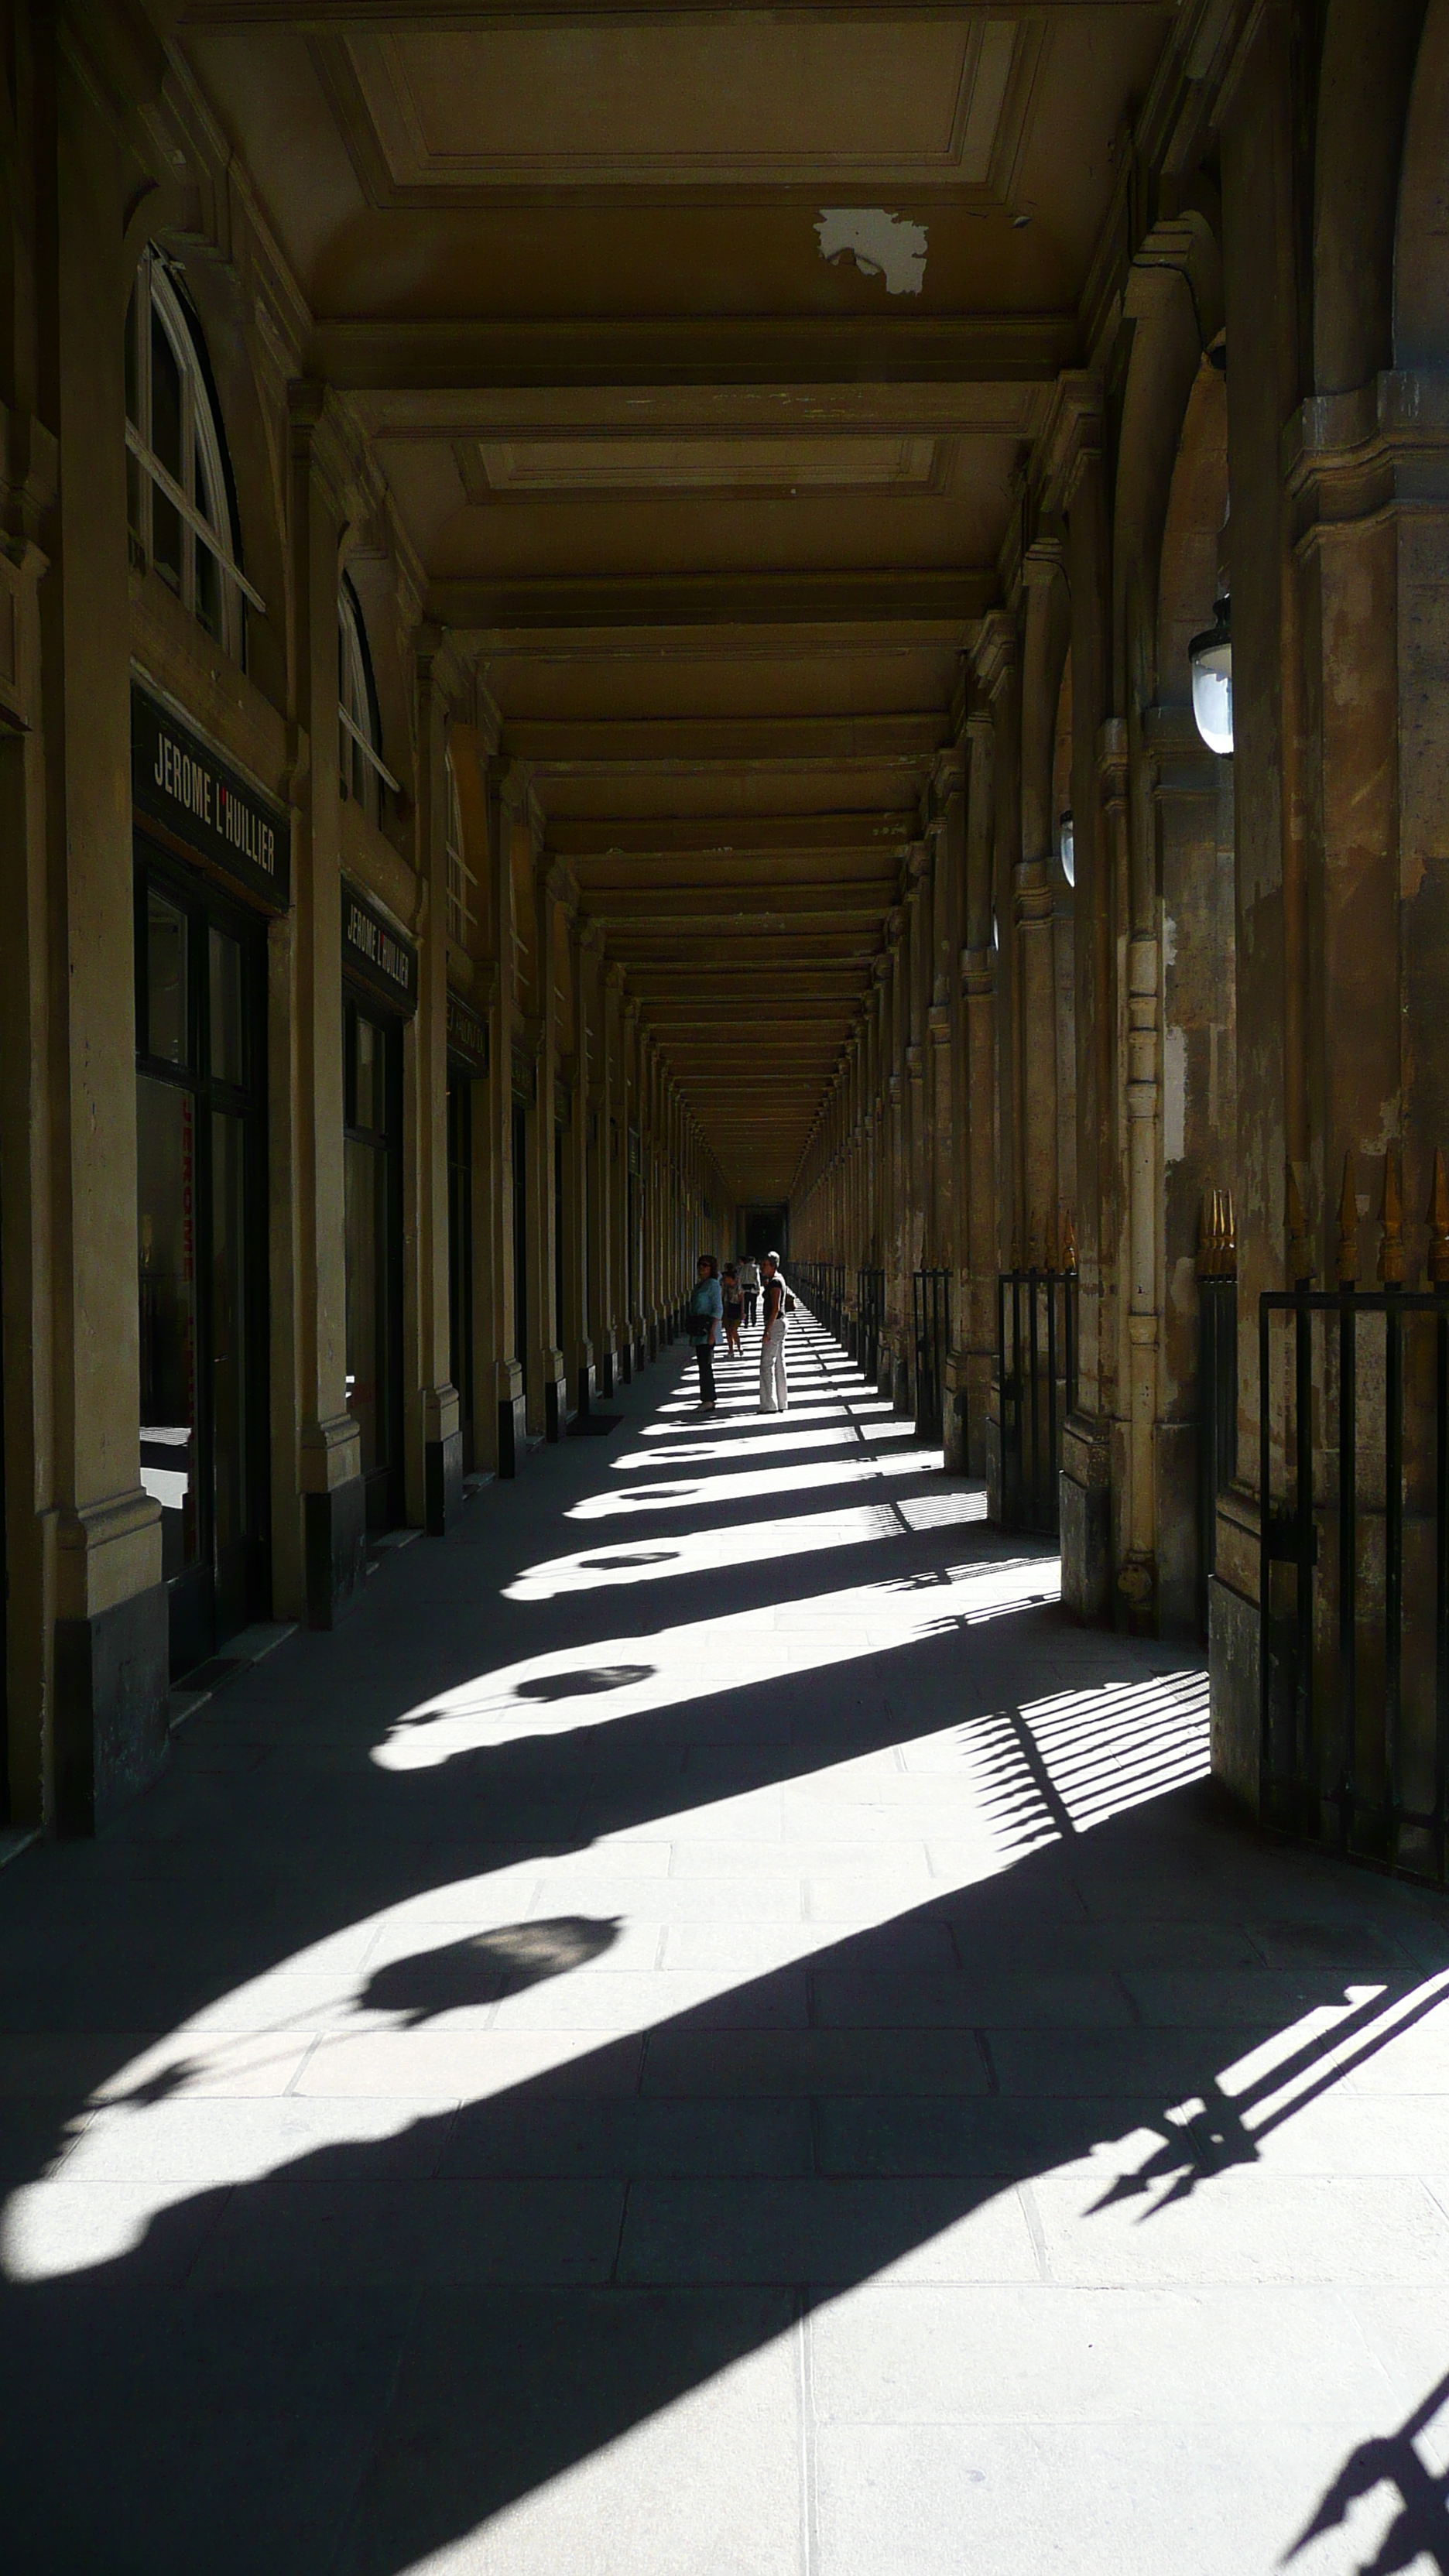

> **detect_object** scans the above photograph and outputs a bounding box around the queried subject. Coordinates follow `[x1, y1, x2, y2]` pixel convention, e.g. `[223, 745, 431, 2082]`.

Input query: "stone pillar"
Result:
[411, 632, 462, 1533]
[624, 997, 643, 1369]
[1210, 8, 1308, 1786]
[288, 394, 367, 1629]
[931, 751, 968, 1468]
[1018, 543, 1067, 1256]
[9, 18, 172, 1829]
[526, 856, 567, 1440]
[961, 702, 999, 1476]
[0, 423, 57, 1824]
[485, 769, 526, 1475]
[583, 926, 613, 1398]
[1056, 391, 1115, 1615]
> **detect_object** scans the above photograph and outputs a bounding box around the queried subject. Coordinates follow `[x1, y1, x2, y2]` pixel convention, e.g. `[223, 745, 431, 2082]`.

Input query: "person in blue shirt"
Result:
[687, 1255, 723, 1411]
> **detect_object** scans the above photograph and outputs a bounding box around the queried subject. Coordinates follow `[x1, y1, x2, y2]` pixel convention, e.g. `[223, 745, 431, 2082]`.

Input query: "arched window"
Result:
[445, 748, 478, 947]
[125, 245, 259, 659]
[337, 576, 398, 826]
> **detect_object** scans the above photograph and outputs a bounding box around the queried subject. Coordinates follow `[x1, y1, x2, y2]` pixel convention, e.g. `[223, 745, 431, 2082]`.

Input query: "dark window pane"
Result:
[354, 1011, 380, 1134]
[211, 1110, 248, 1552]
[194, 437, 221, 638]
[344, 1135, 384, 1473]
[150, 310, 183, 481]
[209, 927, 245, 1087]
[146, 890, 188, 1067]
[138, 1075, 198, 1579]
[149, 313, 183, 591]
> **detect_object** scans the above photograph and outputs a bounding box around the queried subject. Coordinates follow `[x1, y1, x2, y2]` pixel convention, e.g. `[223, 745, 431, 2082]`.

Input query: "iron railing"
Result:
[858, 1267, 885, 1383]
[996, 1262, 1077, 1534]
[1259, 1163, 1449, 1883]
[913, 1269, 951, 1444]
[1199, 1190, 1238, 1639]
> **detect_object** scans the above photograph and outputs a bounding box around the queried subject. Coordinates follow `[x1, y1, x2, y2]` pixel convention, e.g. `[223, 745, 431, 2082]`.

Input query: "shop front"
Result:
[342, 879, 417, 1536]
[132, 682, 286, 1679]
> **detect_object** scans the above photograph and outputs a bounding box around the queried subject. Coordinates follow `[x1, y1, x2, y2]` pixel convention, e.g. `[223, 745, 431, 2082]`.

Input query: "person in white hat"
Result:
[759, 1252, 790, 1413]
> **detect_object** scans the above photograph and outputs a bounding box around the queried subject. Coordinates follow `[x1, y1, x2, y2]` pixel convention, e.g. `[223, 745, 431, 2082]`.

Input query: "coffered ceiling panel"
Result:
[463, 435, 941, 498]
[322, 18, 1026, 196]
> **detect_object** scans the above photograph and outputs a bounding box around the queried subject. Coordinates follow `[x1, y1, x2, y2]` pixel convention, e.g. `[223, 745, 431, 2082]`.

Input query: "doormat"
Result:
[569, 1413, 624, 1436]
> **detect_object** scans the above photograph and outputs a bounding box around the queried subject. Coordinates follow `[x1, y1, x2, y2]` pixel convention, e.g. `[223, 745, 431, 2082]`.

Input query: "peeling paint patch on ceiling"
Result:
[816, 208, 927, 296]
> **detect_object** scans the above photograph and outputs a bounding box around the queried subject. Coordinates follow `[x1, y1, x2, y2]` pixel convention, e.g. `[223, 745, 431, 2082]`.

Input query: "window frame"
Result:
[125, 246, 259, 661]
[337, 574, 399, 826]
[445, 745, 479, 948]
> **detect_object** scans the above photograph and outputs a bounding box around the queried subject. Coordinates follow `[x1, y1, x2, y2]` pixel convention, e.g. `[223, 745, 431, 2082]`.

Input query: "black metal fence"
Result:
[913, 1269, 951, 1444]
[858, 1268, 884, 1383]
[1198, 1190, 1238, 1639]
[1259, 1277, 1449, 1884]
[793, 1262, 847, 1340]
[995, 1263, 1077, 1534]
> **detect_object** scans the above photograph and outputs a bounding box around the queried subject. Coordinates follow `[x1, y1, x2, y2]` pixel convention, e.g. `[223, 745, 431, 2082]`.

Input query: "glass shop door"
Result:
[135, 851, 269, 1678]
[344, 997, 404, 1535]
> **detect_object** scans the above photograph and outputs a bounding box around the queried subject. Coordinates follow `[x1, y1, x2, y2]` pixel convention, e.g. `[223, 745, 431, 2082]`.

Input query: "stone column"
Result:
[582, 925, 613, 1397]
[10, 14, 173, 1828]
[1209, 8, 1309, 1786]
[527, 858, 567, 1440]
[411, 631, 462, 1533]
[1055, 389, 1115, 1615]
[624, 997, 643, 1370]
[1018, 543, 1067, 1257]
[962, 701, 999, 1476]
[484, 769, 526, 1475]
[287, 393, 367, 1629]
[931, 751, 968, 1468]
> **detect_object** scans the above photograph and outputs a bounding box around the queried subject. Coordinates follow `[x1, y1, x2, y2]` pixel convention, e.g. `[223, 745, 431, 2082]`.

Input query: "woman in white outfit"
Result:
[759, 1252, 789, 1413]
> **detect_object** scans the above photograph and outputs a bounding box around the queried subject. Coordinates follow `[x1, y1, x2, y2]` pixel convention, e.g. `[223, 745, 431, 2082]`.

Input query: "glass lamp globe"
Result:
[1189, 597, 1233, 755]
[1058, 810, 1074, 887]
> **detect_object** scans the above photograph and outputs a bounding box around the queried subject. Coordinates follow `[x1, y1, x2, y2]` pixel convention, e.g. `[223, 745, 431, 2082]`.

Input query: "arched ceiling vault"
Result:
[179, 0, 1176, 1205]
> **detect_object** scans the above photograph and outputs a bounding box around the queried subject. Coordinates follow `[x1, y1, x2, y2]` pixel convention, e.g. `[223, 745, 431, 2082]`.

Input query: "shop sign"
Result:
[343, 877, 418, 1016]
[447, 987, 489, 1074]
[132, 683, 289, 913]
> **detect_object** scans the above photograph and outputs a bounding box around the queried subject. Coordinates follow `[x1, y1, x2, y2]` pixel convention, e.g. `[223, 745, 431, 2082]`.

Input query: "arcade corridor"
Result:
[2, 1313, 1447, 2574]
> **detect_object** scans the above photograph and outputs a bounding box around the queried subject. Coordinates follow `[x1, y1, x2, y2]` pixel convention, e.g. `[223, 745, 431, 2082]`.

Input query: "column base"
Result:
[542, 1348, 567, 1441]
[1060, 1413, 1112, 1621]
[424, 1431, 464, 1536]
[305, 1475, 368, 1629]
[54, 1581, 170, 1835]
[943, 1351, 968, 1475]
[1209, 1571, 1261, 1814]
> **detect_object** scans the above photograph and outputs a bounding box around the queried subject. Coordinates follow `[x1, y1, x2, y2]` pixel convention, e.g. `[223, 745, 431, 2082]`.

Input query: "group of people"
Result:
[687, 1251, 790, 1415]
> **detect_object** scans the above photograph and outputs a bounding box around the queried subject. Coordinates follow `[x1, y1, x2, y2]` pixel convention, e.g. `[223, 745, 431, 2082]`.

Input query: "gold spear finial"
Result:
[1378, 1146, 1405, 1286]
[1427, 1149, 1449, 1288]
[1336, 1153, 1359, 1287]
[1224, 1190, 1237, 1276]
[1061, 1209, 1077, 1274]
[1286, 1163, 1313, 1285]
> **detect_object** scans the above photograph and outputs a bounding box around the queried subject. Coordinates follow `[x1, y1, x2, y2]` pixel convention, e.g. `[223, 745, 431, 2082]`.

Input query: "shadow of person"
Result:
[360, 1918, 621, 2023]
[513, 1667, 655, 1702]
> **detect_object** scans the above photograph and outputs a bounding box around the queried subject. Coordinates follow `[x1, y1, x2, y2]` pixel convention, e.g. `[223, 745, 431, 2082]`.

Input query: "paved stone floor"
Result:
[3, 1317, 1449, 2574]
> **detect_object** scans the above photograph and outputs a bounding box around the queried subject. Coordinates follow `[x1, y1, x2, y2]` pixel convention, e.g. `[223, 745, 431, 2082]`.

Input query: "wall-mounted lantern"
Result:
[1189, 594, 1233, 755]
[1058, 810, 1075, 887]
